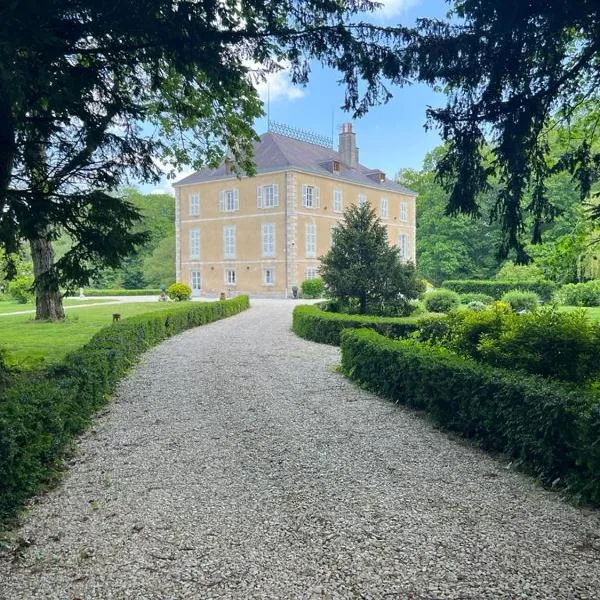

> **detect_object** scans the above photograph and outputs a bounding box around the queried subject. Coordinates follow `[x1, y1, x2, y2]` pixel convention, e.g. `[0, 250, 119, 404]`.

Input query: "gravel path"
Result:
[1, 300, 599, 599]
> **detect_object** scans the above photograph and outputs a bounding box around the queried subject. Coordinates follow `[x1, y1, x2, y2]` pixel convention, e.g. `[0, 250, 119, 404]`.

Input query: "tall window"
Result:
[398, 234, 409, 261]
[306, 267, 318, 280]
[262, 223, 275, 257]
[257, 184, 279, 208]
[305, 223, 317, 257]
[223, 225, 236, 259]
[302, 184, 320, 208]
[190, 229, 200, 259]
[191, 270, 201, 292]
[358, 193, 367, 207]
[225, 269, 236, 285]
[219, 188, 240, 212]
[380, 197, 389, 218]
[333, 189, 343, 213]
[189, 193, 200, 216]
[263, 268, 275, 285]
[400, 201, 408, 222]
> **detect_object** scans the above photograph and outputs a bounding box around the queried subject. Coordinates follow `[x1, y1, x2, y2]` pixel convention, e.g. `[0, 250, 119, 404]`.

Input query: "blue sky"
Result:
[150, 0, 449, 194]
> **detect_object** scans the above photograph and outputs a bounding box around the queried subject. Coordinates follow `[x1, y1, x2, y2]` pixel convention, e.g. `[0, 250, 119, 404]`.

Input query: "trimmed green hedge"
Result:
[82, 288, 163, 296]
[0, 296, 249, 521]
[292, 303, 437, 346]
[340, 328, 600, 505]
[442, 279, 558, 301]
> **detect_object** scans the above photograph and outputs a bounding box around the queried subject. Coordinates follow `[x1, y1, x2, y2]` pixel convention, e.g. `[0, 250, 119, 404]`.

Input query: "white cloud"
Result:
[376, 0, 421, 17]
[245, 60, 305, 103]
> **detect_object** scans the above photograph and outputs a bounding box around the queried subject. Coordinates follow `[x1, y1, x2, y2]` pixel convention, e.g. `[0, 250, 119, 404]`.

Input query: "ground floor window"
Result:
[305, 267, 318, 280]
[191, 270, 201, 293]
[225, 269, 236, 285]
[263, 268, 275, 285]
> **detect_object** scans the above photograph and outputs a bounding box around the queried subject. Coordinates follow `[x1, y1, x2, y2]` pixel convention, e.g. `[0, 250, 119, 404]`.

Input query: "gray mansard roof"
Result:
[174, 132, 416, 196]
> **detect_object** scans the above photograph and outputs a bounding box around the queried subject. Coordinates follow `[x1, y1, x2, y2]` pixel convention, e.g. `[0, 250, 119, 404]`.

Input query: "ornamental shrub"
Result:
[423, 288, 460, 313]
[8, 275, 34, 303]
[442, 279, 558, 301]
[501, 290, 539, 312]
[167, 282, 192, 301]
[301, 278, 324, 298]
[340, 328, 600, 505]
[459, 293, 494, 305]
[466, 300, 487, 311]
[557, 281, 600, 306]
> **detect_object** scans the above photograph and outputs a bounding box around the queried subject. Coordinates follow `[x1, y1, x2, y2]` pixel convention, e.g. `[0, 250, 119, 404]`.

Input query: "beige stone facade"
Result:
[174, 128, 416, 298]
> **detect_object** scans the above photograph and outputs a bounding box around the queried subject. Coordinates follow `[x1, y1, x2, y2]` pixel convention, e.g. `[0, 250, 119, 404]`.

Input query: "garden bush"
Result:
[340, 328, 600, 505]
[466, 300, 487, 311]
[8, 275, 34, 304]
[292, 303, 435, 346]
[557, 281, 600, 306]
[0, 296, 249, 521]
[501, 290, 539, 312]
[82, 288, 163, 296]
[459, 293, 494, 305]
[167, 282, 192, 301]
[301, 278, 325, 298]
[423, 288, 460, 313]
[442, 279, 558, 301]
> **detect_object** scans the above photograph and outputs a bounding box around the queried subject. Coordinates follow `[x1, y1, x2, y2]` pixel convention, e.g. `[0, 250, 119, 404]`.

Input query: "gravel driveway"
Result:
[1, 299, 599, 599]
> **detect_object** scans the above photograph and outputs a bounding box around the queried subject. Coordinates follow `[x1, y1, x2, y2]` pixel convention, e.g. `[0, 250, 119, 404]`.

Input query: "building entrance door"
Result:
[191, 270, 201, 297]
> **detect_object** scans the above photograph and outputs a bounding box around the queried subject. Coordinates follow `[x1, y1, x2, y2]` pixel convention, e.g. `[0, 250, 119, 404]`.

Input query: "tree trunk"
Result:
[30, 230, 64, 320]
[359, 293, 367, 315]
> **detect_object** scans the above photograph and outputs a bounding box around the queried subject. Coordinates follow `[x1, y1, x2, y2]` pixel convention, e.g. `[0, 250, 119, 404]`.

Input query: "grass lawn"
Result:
[559, 305, 600, 322]
[0, 298, 114, 315]
[1, 302, 178, 367]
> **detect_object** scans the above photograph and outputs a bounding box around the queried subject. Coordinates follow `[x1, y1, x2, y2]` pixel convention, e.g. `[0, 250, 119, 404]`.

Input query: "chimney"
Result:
[338, 123, 359, 168]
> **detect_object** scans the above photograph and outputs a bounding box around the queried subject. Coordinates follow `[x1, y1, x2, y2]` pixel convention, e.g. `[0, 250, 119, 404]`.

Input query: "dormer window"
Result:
[332, 160, 340, 173]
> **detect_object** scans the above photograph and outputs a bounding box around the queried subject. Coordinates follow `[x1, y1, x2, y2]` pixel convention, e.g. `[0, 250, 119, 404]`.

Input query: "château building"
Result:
[173, 123, 416, 297]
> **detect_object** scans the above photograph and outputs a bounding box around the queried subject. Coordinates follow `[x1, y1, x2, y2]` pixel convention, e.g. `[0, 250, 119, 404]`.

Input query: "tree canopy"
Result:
[399, 1, 600, 260]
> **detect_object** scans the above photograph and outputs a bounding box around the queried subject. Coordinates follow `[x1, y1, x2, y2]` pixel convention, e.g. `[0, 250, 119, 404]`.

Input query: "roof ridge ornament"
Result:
[268, 120, 333, 149]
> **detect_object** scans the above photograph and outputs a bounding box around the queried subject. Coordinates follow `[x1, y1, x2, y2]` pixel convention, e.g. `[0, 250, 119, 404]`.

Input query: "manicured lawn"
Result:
[560, 305, 600, 322]
[1, 302, 178, 367]
[0, 297, 114, 314]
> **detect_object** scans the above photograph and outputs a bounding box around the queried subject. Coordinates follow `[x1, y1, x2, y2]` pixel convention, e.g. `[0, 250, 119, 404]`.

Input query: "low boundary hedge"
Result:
[82, 288, 163, 296]
[340, 328, 600, 505]
[292, 303, 434, 346]
[442, 280, 558, 301]
[0, 296, 249, 521]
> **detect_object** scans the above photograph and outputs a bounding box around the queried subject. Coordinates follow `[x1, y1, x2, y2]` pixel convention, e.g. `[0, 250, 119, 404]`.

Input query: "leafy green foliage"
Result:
[292, 303, 432, 346]
[7, 275, 34, 304]
[0, 296, 249, 521]
[83, 288, 163, 297]
[423, 289, 460, 313]
[167, 283, 191, 301]
[459, 293, 494, 305]
[340, 329, 600, 505]
[320, 203, 421, 315]
[557, 281, 600, 307]
[501, 290, 540, 312]
[495, 262, 544, 282]
[443, 279, 558, 301]
[301, 278, 324, 299]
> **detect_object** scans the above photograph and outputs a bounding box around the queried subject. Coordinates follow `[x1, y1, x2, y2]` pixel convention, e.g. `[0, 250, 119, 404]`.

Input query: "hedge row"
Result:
[0, 296, 249, 521]
[292, 304, 433, 346]
[340, 329, 599, 505]
[82, 288, 163, 296]
[442, 280, 558, 301]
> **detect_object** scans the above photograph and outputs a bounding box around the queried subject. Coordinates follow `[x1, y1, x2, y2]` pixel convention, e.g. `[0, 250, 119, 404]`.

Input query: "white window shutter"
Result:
[315, 187, 320, 208]
[273, 184, 279, 207]
[302, 185, 307, 207]
[234, 189, 240, 211]
[219, 191, 225, 212]
[257, 186, 263, 209]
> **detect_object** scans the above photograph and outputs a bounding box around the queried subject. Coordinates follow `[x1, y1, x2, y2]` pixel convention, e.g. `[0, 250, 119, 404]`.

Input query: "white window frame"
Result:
[398, 234, 409, 261]
[358, 193, 367, 207]
[305, 223, 317, 258]
[263, 268, 275, 286]
[302, 184, 320, 209]
[189, 228, 200, 259]
[225, 268, 236, 285]
[191, 270, 201, 295]
[333, 189, 343, 213]
[189, 193, 200, 217]
[262, 223, 275, 257]
[219, 188, 240, 212]
[306, 267, 318, 280]
[380, 197, 389, 219]
[257, 184, 279, 209]
[400, 201, 408, 222]
[223, 225, 236, 259]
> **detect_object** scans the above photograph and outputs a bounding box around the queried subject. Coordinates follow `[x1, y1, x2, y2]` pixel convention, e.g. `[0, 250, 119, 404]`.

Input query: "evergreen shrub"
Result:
[501, 290, 539, 312]
[340, 328, 600, 505]
[0, 296, 249, 521]
[442, 279, 558, 301]
[423, 288, 460, 313]
[459, 293, 494, 305]
[301, 278, 325, 298]
[167, 282, 192, 301]
[557, 281, 600, 306]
